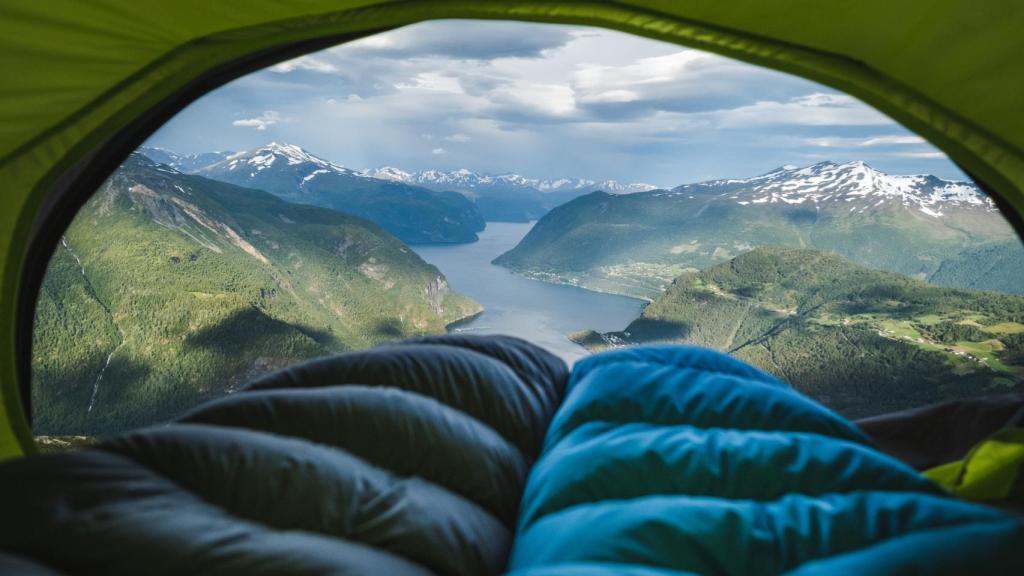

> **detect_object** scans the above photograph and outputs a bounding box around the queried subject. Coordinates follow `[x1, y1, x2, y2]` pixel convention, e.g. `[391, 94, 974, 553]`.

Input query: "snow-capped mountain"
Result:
[361, 166, 656, 222]
[496, 160, 1017, 301]
[202, 142, 355, 179]
[137, 146, 233, 173]
[138, 143, 657, 223]
[365, 166, 658, 195]
[194, 143, 485, 244]
[536, 177, 658, 195]
[671, 160, 991, 218]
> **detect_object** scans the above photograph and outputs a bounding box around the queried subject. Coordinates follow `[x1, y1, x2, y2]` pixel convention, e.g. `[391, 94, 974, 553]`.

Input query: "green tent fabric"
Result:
[1, 0, 1022, 460]
[925, 427, 1024, 504]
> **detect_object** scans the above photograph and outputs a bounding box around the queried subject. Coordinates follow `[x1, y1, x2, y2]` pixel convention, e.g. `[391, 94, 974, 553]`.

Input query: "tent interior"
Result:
[1, 2, 1023, 574]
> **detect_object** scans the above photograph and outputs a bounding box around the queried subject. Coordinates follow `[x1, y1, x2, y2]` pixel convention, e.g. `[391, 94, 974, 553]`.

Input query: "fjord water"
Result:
[413, 222, 645, 362]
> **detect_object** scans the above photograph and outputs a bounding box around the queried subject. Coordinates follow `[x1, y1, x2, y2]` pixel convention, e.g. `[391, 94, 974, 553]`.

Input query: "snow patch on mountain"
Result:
[365, 166, 658, 194]
[219, 142, 352, 175]
[137, 147, 233, 173]
[671, 161, 991, 217]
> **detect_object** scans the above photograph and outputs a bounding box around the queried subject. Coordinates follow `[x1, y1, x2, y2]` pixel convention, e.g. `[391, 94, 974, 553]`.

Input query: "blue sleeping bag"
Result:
[508, 346, 1024, 575]
[2, 340, 1021, 574]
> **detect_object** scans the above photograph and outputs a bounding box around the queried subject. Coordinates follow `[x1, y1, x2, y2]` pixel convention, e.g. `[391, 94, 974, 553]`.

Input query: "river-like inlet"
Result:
[413, 222, 646, 363]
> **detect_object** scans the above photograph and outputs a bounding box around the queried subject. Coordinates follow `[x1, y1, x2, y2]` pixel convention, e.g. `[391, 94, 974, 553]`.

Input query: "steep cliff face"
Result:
[425, 275, 451, 316]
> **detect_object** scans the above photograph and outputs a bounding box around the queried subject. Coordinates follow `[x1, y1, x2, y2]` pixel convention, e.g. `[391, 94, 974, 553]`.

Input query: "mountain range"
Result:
[137, 147, 233, 173]
[33, 153, 479, 435]
[141, 144, 656, 225]
[366, 165, 657, 195]
[495, 160, 1023, 298]
[573, 247, 1024, 418]
[193, 143, 486, 244]
[366, 166, 656, 222]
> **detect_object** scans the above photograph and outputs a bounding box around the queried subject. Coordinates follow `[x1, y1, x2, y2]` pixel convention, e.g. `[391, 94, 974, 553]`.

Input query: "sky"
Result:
[147, 20, 968, 188]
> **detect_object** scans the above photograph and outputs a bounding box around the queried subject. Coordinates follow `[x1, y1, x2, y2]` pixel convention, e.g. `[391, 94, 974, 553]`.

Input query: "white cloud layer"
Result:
[803, 135, 927, 147]
[270, 56, 337, 74]
[709, 93, 893, 128]
[231, 110, 282, 131]
[151, 20, 966, 184]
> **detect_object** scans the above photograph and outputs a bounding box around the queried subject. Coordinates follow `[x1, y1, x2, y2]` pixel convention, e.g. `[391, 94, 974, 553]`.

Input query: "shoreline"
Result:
[445, 309, 484, 332]
[499, 266, 655, 304]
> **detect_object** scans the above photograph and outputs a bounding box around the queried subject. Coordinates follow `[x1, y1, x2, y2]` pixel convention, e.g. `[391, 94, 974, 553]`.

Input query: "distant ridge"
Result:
[195, 143, 486, 244]
[495, 160, 1018, 299]
[366, 165, 658, 195]
[671, 160, 989, 218]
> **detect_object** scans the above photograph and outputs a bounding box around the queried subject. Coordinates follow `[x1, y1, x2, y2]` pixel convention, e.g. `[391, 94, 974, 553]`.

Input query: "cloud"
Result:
[570, 50, 803, 119]
[803, 134, 926, 147]
[858, 135, 926, 146]
[888, 150, 947, 159]
[395, 72, 464, 94]
[339, 20, 574, 60]
[456, 73, 512, 97]
[490, 82, 577, 117]
[574, 51, 713, 102]
[151, 21, 967, 185]
[710, 93, 894, 127]
[232, 110, 282, 131]
[270, 56, 337, 74]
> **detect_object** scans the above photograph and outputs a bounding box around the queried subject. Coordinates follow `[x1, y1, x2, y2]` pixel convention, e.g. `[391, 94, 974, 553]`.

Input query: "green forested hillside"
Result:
[496, 162, 1019, 299]
[573, 248, 1024, 418]
[928, 240, 1024, 294]
[32, 154, 480, 435]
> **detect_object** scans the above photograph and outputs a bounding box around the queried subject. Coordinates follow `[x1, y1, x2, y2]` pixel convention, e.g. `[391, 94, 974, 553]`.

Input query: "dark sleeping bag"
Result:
[3, 340, 1022, 574]
[0, 335, 568, 575]
[507, 346, 1024, 575]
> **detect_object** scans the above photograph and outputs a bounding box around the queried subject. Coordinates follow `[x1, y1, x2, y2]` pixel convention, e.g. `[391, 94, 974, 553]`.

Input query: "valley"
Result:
[413, 222, 645, 363]
[368, 166, 656, 223]
[34, 149, 1024, 434]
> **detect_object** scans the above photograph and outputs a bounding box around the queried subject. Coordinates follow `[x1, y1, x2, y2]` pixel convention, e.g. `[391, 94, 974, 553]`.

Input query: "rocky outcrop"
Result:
[425, 275, 449, 316]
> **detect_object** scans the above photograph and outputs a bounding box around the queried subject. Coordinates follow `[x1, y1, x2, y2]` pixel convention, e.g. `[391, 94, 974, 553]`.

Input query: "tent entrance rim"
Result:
[6, 0, 1023, 458]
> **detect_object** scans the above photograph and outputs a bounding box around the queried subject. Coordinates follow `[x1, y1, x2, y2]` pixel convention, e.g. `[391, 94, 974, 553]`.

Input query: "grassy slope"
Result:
[574, 248, 1024, 418]
[32, 155, 480, 435]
